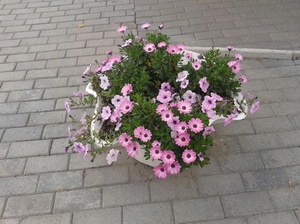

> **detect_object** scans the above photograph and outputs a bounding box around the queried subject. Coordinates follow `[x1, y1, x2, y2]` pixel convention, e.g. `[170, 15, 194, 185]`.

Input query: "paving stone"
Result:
[196, 217, 247, 224]
[173, 197, 224, 223]
[0, 93, 8, 103]
[0, 143, 9, 159]
[20, 37, 48, 46]
[7, 140, 50, 158]
[2, 126, 43, 142]
[103, 182, 149, 207]
[251, 116, 294, 134]
[0, 71, 26, 81]
[6, 54, 36, 63]
[26, 68, 58, 79]
[209, 135, 241, 156]
[250, 89, 287, 103]
[213, 120, 255, 136]
[197, 173, 245, 196]
[57, 41, 86, 50]
[261, 59, 296, 68]
[84, 165, 129, 187]
[0, 40, 20, 48]
[0, 80, 34, 92]
[0, 218, 20, 224]
[37, 170, 83, 193]
[269, 187, 300, 210]
[34, 77, 68, 89]
[16, 61, 47, 71]
[260, 147, 300, 168]
[4, 193, 53, 218]
[285, 165, 300, 185]
[46, 58, 77, 68]
[58, 66, 86, 77]
[0, 63, 16, 72]
[24, 154, 68, 174]
[247, 211, 299, 224]
[279, 130, 300, 147]
[0, 46, 28, 55]
[191, 157, 221, 176]
[123, 202, 172, 224]
[0, 103, 19, 114]
[265, 77, 299, 90]
[69, 152, 109, 170]
[42, 123, 69, 139]
[0, 175, 37, 196]
[271, 101, 300, 116]
[22, 213, 72, 224]
[43, 87, 78, 99]
[36, 50, 66, 60]
[19, 100, 55, 113]
[29, 110, 66, 125]
[54, 188, 101, 213]
[73, 208, 121, 224]
[221, 191, 273, 217]
[284, 88, 300, 101]
[50, 138, 68, 154]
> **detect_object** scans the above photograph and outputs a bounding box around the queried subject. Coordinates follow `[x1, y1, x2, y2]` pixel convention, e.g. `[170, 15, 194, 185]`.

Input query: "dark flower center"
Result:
[125, 106, 129, 109]
[187, 153, 191, 158]
[133, 147, 136, 151]
[182, 106, 186, 110]
[182, 137, 186, 141]
[160, 168, 165, 172]
[155, 150, 159, 154]
[166, 155, 171, 159]
[171, 164, 175, 168]
[193, 124, 197, 128]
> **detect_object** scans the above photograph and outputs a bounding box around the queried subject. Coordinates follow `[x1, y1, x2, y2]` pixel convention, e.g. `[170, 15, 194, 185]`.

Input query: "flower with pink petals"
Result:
[117, 25, 127, 33]
[183, 90, 197, 104]
[109, 55, 122, 65]
[68, 125, 72, 138]
[150, 147, 162, 160]
[73, 142, 85, 154]
[122, 39, 132, 47]
[94, 66, 102, 73]
[235, 53, 243, 61]
[166, 161, 181, 175]
[198, 152, 205, 161]
[153, 165, 168, 179]
[161, 110, 174, 122]
[211, 93, 223, 101]
[152, 140, 161, 148]
[161, 150, 176, 165]
[182, 149, 196, 164]
[143, 43, 156, 53]
[141, 23, 151, 29]
[180, 79, 189, 89]
[65, 101, 70, 114]
[110, 109, 121, 123]
[119, 132, 132, 147]
[177, 100, 192, 114]
[158, 23, 164, 29]
[80, 112, 87, 124]
[224, 113, 237, 126]
[175, 121, 188, 134]
[239, 75, 248, 83]
[140, 129, 152, 142]
[188, 118, 204, 133]
[167, 116, 180, 130]
[126, 141, 140, 157]
[250, 101, 259, 114]
[167, 45, 179, 54]
[202, 95, 216, 112]
[73, 91, 88, 97]
[203, 126, 215, 136]
[184, 52, 193, 60]
[156, 90, 172, 104]
[106, 149, 120, 165]
[227, 46, 233, 51]
[100, 75, 110, 90]
[101, 106, 111, 121]
[177, 44, 185, 51]
[112, 95, 125, 108]
[161, 82, 172, 91]
[83, 144, 89, 159]
[119, 99, 133, 114]
[115, 121, 122, 131]
[156, 104, 169, 115]
[227, 61, 241, 74]
[199, 77, 209, 93]
[175, 132, 190, 147]
[192, 61, 201, 70]
[82, 64, 91, 78]
[176, 70, 189, 82]
[101, 62, 112, 72]
[121, 83, 133, 96]
[170, 102, 177, 108]
[158, 42, 167, 48]
[134, 126, 145, 139]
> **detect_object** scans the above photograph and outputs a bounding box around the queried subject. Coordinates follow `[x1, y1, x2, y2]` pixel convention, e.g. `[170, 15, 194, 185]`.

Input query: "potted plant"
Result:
[65, 23, 259, 179]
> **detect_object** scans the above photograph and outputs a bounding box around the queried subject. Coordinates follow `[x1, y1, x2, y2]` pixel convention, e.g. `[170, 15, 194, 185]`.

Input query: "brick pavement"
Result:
[0, 0, 300, 223]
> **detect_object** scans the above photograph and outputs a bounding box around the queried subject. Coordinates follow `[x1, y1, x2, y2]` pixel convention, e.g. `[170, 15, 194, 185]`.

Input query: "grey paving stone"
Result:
[84, 165, 129, 187]
[0, 143, 9, 159]
[269, 187, 300, 210]
[19, 100, 56, 113]
[103, 182, 149, 207]
[0, 71, 26, 82]
[37, 170, 83, 193]
[46, 58, 77, 68]
[2, 126, 43, 142]
[213, 120, 255, 136]
[69, 153, 109, 170]
[36, 50, 66, 60]
[48, 34, 75, 44]
[8, 89, 44, 102]
[50, 138, 68, 154]
[0, 80, 34, 92]
[0, 46, 28, 55]
[6, 54, 36, 63]
[57, 41, 86, 50]
[7, 140, 50, 158]
[0, 114, 28, 128]
[73, 207, 122, 224]
[4, 193, 53, 218]
[173, 197, 224, 223]
[247, 211, 299, 224]
[284, 88, 300, 101]
[271, 101, 300, 116]
[58, 66, 86, 77]
[251, 116, 294, 134]
[261, 148, 300, 168]
[209, 135, 241, 156]
[261, 59, 296, 68]
[285, 165, 300, 185]
[279, 130, 300, 147]
[0, 40, 20, 48]
[24, 154, 68, 174]
[0, 63, 16, 72]
[54, 188, 101, 213]
[250, 89, 287, 103]
[0, 103, 19, 114]
[265, 77, 299, 90]
[218, 152, 264, 173]
[123, 202, 173, 224]
[28, 110, 66, 125]
[21, 213, 72, 224]
[26, 68, 58, 79]
[0, 218, 19, 224]
[0, 175, 37, 196]
[43, 86, 79, 99]
[242, 168, 289, 191]
[35, 77, 68, 89]
[221, 191, 273, 217]
[197, 173, 245, 196]
[0, 93, 8, 103]
[196, 217, 247, 224]
[191, 157, 221, 176]
[42, 123, 69, 139]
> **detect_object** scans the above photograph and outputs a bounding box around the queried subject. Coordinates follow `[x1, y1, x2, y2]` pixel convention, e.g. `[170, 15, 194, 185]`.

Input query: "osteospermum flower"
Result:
[175, 132, 190, 147]
[150, 147, 162, 160]
[141, 23, 151, 29]
[203, 126, 215, 136]
[156, 104, 169, 115]
[199, 77, 209, 93]
[158, 42, 167, 48]
[177, 44, 186, 51]
[126, 142, 140, 157]
[177, 100, 192, 114]
[180, 79, 189, 89]
[175, 121, 188, 134]
[112, 95, 126, 108]
[110, 109, 121, 123]
[192, 61, 201, 70]
[198, 152, 205, 161]
[182, 149, 197, 164]
[121, 84, 133, 96]
[119, 132, 132, 147]
[117, 25, 127, 33]
[235, 53, 243, 61]
[106, 149, 120, 165]
[227, 61, 241, 74]
[156, 90, 172, 104]
[182, 90, 197, 104]
[144, 43, 156, 53]
[152, 140, 161, 148]
[188, 118, 204, 133]
[119, 99, 133, 114]
[161, 150, 176, 165]
[250, 101, 260, 114]
[140, 129, 152, 142]
[239, 75, 248, 83]
[100, 75, 110, 90]
[121, 39, 132, 47]
[134, 126, 145, 139]
[167, 116, 180, 131]
[153, 165, 168, 179]
[167, 45, 179, 55]
[161, 110, 174, 122]
[176, 70, 189, 82]
[109, 55, 122, 65]
[166, 161, 181, 175]
[184, 52, 193, 60]
[227, 46, 233, 51]
[101, 106, 112, 121]
[158, 23, 164, 30]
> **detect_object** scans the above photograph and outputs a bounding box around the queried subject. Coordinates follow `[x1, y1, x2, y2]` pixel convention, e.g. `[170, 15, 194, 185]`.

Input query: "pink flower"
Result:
[122, 39, 132, 47]
[156, 90, 172, 104]
[227, 46, 233, 51]
[100, 75, 110, 90]
[211, 93, 223, 101]
[182, 149, 197, 164]
[119, 132, 132, 147]
[150, 147, 162, 160]
[166, 161, 181, 175]
[188, 118, 204, 133]
[250, 101, 260, 114]
[134, 126, 145, 139]
[140, 129, 152, 142]
[82, 64, 91, 78]
[203, 126, 215, 136]
[156, 104, 169, 115]
[198, 152, 205, 161]
[177, 100, 192, 114]
[176, 70, 189, 82]
[161, 82, 171, 91]
[101, 62, 112, 72]
[202, 96, 217, 112]
[80, 112, 87, 124]
[68, 125, 72, 138]
[161, 110, 174, 122]
[224, 114, 238, 126]
[167, 45, 179, 54]
[143, 43, 156, 53]
[158, 24, 164, 29]
[175, 121, 188, 134]
[170, 102, 177, 108]
[152, 140, 161, 148]
[199, 77, 209, 93]
[167, 116, 180, 131]
[73, 142, 85, 154]
[106, 149, 120, 165]
[110, 109, 121, 123]
[101, 106, 111, 121]
[153, 165, 168, 179]
[180, 79, 189, 89]
[126, 142, 140, 157]
[158, 42, 167, 48]
[177, 44, 185, 51]
[175, 132, 190, 147]
[119, 100, 133, 114]
[182, 90, 197, 104]
[239, 75, 248, 83]
[121, 84, 133, 96]
[65, 101, 70, 114]
[161, 150, 176, 165]
[227, 61, 241, 74]
[184, 52, 192, 60]
[192, 61, 201, 70]
[73, 91, 88, 97]
[141, 23, 151, 29]
[117, 25, 127, 33]
[94, 66, 102, 73]
[109, 55, 122, 65]
[115, 121, 122, 131]
[83, 144, 89, 159]
[112, 95, 126, 108]
[235, 53, 243, 61]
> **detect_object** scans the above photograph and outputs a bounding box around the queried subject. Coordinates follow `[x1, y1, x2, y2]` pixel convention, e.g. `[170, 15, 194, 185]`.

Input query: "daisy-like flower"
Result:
[161, 150, 176, 165]
[134, 126, 145, 139]
[177, 100, 192, 114]
[156, 104, 169, 115]
[109, 55, 122, 65]
[167, 45, 179, 55]
[153, 165, 168, 179]
[152, 140, 161, 148]
[141, 23, 151, 29]
[184, 52, 193, 60]
[117, 25, 127, 33]
[177, 44, 185, 51]
[206, 109, 217, 119]
[239, 75, 248, 83]
[101, 63, 112, 72]
[122, 39, 132, 47]
[175, 132, 190, 147]
[161, 82, 171, 91]
[65, 101, 70, 114]
[82, 64, 91, 78]
[250, 101, 260, 114]
[235, 53, 243, 61]
[110, 109, 121, 123]
[111, 95, 125, 108]
[150, 147, 162, 160]
[121, 83, 133, 96]
[167, 116, 180, 130]
[100, 75, 110, 90]
[106, 50, 113, 55]
[156, 90, 172, 104]
[198, 152, 205, 162]
[180, 79, 189, 89]
[101, 106, 112, 121]
[161, 110, 174, 122]
[166, 161, 181, 175]
[119, 132, 132, 147]
[192, 61, 201, 70]
[126, 141, 140, 157]
[199, 77, 209, 93]
[227, 61, 241, 74]
[143, 43, 156, 53]
[188, 118, 204, 133]
[101, 59, 108, 66]
[140, 129, 152, 142]
[202, 95, 217, 112]
[176, 70, 189, 82]
[224, 113, 237, 126]
[106, 149, 120, 165]
[158, 42, 167, 48]
[182, 90, 197, 104]
[73, 142, 85, 154]
[158, 23, 164, 30]
[203, 126, 215, 136]
[170, 102, 177, 108]
[182, 149, 197, 164]
[119, 99, 133, 114]
[227, 46, 233, 51]
[175, 121, 188, 134]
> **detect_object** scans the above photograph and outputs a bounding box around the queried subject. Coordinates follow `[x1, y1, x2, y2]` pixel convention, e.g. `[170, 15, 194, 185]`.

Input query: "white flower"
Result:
[106, 149, 120, 165]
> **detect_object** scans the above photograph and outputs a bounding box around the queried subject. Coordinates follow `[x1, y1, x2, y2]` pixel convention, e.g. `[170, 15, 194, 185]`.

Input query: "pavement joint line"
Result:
[186, 47, 300, 60]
